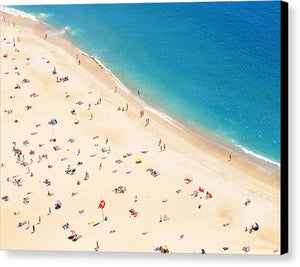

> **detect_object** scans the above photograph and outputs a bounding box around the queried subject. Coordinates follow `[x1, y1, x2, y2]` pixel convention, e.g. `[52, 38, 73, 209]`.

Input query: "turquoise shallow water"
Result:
[8, 1, 281, 164]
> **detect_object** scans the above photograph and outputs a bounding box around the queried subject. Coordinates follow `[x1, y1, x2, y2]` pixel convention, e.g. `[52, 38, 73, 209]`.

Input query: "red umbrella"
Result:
[98, 200, 105, 209]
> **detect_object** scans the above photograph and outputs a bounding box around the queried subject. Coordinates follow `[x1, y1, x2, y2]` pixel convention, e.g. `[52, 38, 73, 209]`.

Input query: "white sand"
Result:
[1, 12, 280, 254]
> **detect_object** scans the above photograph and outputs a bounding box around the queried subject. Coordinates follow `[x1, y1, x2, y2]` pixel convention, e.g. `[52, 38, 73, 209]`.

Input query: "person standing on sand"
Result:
[90, 113, 93, 120]
[95, 241, 100, 251]
[163, 144, 166, 151]
[44, 33, 47, 40]
[32, 225, 35, 234]
[48, 207, 51, 215]
[38, 216, 41, 224]
[98, 163, 102, 170]
[77, 149, 80, 156]
[228, 154, 232, 162]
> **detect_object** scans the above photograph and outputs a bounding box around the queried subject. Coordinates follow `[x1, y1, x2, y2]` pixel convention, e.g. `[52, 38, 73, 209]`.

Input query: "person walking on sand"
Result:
[84, 171, 89, 181]
[228, 154, 232, 162]
[88, 103, 91, 110]
[98, 162, 102, 170]
[106, 137, 109, 144]
[163, 144, 166, 151]
[38, 216, 41, 224]
[77, 149, 80, 156]
[44, 33, 47, 40]
[32, 225, 35, 234]
[48, 207, 51, 215]
[95, 241, 100, 251]
[90, 113, 93, 120]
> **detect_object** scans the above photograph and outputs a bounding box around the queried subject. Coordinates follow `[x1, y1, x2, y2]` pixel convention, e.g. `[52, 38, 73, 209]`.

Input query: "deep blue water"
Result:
[9, 1, 281, 164]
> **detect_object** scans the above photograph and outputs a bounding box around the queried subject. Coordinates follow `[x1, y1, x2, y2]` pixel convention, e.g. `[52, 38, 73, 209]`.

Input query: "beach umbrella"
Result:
[98, 200, 106, 221]
[98, 200, 105, 209]
[70, 230, 76, 233]
[253, 222, 259, 231]
[57, 200, 62, 206]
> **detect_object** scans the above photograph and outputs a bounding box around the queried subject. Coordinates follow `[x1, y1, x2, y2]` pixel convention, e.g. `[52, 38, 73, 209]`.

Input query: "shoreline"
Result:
[0, 7, 281, 170]
[0, 8, 280, 185]
[0, 6, 281, 170]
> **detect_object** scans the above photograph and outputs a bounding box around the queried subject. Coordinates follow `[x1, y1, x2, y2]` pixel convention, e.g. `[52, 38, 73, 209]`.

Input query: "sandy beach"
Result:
[0, 11, 280, 254]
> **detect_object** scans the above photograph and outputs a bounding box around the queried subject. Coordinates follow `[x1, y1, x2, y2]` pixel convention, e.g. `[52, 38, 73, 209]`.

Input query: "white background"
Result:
[0, 0, 297, 266]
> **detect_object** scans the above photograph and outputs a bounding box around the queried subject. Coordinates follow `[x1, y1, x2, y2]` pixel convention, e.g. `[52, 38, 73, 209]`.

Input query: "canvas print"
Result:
[0, 1, 288, 254]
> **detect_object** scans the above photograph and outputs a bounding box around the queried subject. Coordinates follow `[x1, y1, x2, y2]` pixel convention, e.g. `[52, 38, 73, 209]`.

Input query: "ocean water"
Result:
[6, 2, 281, 165]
